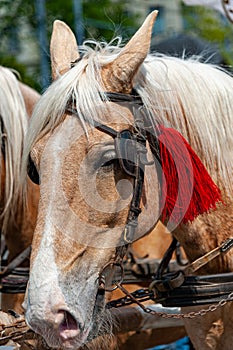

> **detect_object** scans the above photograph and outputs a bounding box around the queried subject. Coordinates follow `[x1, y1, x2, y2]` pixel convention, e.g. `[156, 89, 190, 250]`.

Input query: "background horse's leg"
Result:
[172, 199, 233, 350]
[183, 302, 233, 350]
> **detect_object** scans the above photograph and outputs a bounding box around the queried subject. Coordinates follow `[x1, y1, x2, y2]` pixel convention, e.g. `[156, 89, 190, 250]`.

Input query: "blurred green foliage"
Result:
[0, 55, 41, 91]
[0, 0, 139, 90]
[46, 0, 139, 40]
[0, 1, 232, 91]
[181, 3, 233, 67]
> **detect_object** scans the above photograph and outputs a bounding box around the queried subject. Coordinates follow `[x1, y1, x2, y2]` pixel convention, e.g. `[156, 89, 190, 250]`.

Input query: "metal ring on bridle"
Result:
[99, 261, 124, 292]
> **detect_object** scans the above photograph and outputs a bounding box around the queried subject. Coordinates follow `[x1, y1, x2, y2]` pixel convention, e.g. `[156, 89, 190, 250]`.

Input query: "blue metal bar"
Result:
[34, 0, 50, 90]
[72, 0, 84, 45]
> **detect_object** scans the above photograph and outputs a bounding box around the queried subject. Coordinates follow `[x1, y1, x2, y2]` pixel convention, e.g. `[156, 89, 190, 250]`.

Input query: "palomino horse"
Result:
[0, 66, 40, 313]
[22, 11, 233, 350]
[0, 66, 182, 350]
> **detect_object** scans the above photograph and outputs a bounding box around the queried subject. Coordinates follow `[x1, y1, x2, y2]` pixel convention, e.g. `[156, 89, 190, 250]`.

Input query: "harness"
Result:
[1, 91, 233, 314]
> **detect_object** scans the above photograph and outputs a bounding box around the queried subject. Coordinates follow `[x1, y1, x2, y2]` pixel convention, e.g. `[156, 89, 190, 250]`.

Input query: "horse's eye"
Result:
[98, 151, 116, 172]
[102, 159, 117, 172]
[27, 154, 40, 185]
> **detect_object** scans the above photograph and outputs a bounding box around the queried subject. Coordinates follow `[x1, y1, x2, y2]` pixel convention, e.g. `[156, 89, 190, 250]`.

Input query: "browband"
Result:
[105, 92, 143, 106]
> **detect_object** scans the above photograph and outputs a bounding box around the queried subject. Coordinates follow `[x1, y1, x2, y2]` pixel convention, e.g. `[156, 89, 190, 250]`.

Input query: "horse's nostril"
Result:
[55, 309, 80, 340]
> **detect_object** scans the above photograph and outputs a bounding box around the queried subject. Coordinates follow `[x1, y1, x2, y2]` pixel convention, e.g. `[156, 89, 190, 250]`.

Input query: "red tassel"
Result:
[158, 125, 222, 226]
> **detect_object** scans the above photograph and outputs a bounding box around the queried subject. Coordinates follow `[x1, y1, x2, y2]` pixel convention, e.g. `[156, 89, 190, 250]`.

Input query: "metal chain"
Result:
[145, 291, 233, 319]
[107, 284, 233, 320]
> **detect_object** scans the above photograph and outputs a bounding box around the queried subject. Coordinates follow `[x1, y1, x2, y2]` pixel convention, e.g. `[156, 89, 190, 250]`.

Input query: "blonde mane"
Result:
[23, 41, 233, 195]
[0, 66, 28, 232]
[136, 55, 233, 194]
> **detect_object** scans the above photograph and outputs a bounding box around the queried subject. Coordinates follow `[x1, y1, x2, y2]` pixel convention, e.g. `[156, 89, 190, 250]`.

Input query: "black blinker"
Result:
[115, 130, 137, 177]
[27, 155, 40, 185]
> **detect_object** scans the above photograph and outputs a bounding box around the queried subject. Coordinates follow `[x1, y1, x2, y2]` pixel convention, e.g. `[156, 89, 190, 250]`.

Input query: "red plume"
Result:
[158, 125, 222, 225]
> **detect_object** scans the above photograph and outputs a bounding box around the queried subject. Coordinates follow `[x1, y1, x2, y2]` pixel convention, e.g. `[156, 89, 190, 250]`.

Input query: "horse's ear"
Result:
[102, 10, 158, 93]
[50, 20, 80, 80]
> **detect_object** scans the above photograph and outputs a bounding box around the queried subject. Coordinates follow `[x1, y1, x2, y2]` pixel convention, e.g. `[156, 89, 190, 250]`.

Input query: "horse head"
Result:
[0, 66, 40, 313]
[23, 11, 160, 349]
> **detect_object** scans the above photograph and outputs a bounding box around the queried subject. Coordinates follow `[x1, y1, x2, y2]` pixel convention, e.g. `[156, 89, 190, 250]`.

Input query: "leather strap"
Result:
[184, 237, 233, 274]
[0, 246, 31, 278]
[155, 272, 233, 307]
